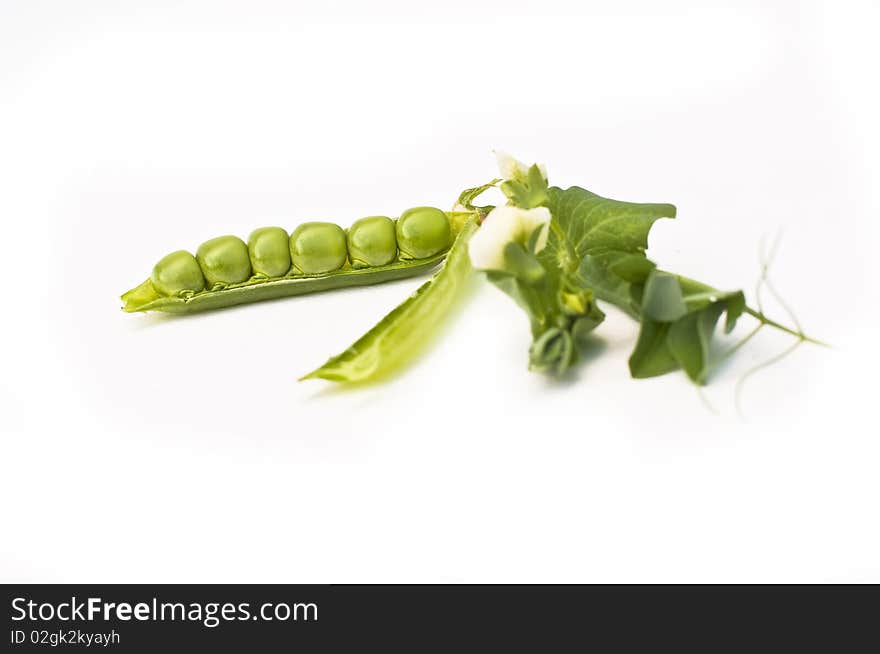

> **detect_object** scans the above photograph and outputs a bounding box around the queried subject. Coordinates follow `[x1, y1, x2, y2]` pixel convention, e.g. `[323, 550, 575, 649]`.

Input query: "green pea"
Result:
[196, 235, 252, 286]
[396, 206, 451, 260]
[347, 216, 397, 269]
[290, 222, 348, 274]
[248, 227, 291, 277]
[151, 250, 206, 296]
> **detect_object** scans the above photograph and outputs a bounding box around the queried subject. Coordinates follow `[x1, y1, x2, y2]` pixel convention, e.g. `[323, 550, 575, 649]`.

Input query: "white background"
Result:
[1, 1, 877, 582]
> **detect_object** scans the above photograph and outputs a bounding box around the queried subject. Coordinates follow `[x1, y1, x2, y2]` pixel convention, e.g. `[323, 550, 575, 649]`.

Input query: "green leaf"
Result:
[628, 319, 679, 379]
[666, 288, 746, 383]
[577, 254, 639, 317]
[543, 186, 675, 318]
[536, 184, 676, 325]
[608, 254, 657, 284]
[680, 289, 746, 334]
[571, 313, 604, 348]
[300, 218, 478, 383]
[724, 293, 746, 333]
[629, 275, 747, 383]
[665, 304, 725, 383]
[543, 186, 676, 267]
[641, 271, 688, 322]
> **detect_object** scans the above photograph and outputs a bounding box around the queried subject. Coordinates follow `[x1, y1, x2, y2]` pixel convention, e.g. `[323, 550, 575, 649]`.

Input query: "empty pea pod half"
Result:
[121, 206, 456, 314]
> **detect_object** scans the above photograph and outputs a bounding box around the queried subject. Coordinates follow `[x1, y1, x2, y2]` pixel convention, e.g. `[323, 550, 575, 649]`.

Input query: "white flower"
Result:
[468, 205, 552, 271]
[494, 150, 548, 183]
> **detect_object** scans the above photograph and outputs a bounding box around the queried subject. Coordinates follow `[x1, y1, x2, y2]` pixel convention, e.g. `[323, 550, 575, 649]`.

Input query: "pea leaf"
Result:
[628, 319, 679, 379]
[666, 305, 725, 383]
[667, 290, 745, 383]
[608, 254, 657, 284]
[681, 289, 746, 334]
[541, 186, 676, 318]
[542, 186, 676, 267]
[577, 254, 639, 317]
[640, 271, 688, 322]
[628, 270, 746, 383]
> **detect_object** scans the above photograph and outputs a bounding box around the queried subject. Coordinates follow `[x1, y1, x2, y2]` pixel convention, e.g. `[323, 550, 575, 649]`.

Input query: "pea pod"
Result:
[121, 207, 455, 314]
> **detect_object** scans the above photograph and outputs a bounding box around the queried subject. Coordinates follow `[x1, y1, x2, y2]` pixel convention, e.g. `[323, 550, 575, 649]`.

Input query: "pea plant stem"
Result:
[742, 307, 828, 347]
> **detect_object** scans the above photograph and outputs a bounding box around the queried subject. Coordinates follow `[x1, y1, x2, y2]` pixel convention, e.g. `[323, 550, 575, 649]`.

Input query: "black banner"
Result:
[3, 585, 877, 651]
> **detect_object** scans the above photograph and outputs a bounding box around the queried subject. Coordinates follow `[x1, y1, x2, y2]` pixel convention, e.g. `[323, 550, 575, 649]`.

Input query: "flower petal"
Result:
[493, 150, 529, 181]
[468, 205, 553, 270]
[493, 150, 548, 183]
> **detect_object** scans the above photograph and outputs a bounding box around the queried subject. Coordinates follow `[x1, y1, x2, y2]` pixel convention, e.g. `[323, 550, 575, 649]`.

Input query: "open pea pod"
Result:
[121, 207, 455, 314]
[299, 181, 498, 383]
[300, 217, 479, 383]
